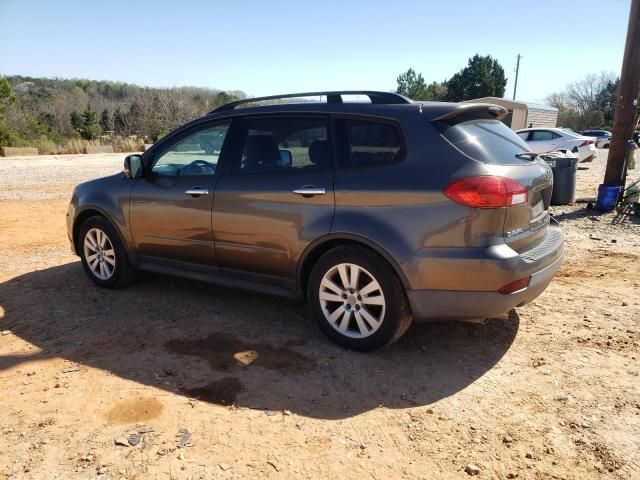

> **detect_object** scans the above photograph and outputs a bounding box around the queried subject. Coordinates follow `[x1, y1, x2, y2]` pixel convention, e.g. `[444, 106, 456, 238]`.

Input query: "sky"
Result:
[0, 0, 632, 103]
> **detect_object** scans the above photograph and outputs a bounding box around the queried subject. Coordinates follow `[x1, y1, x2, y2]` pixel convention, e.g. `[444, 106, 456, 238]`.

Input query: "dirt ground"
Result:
[0, 151, 639, 480]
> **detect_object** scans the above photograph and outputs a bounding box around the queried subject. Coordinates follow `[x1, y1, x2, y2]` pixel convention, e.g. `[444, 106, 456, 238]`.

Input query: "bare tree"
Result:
[546, 71, 619, 130]
[545, 92, 568, 110]
[565, 72, 617, 115]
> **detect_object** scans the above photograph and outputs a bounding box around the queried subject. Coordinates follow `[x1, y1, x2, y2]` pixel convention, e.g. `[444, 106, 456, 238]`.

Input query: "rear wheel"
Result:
[308, 246, 412, 351]
[78, 216, 136, 288]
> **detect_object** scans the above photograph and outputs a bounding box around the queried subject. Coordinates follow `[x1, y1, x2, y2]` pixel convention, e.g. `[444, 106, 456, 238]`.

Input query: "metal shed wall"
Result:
[511, 109, 528, 130]
[525, 109, 559, 128]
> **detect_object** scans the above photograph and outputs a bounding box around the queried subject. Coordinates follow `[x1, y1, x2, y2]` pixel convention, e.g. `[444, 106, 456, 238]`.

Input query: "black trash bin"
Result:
[541, 153, 579, 205]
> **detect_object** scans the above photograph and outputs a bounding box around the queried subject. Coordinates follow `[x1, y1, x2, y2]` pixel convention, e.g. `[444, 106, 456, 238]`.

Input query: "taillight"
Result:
[579, 140, 594, 147]
[443, 176, 528, 208]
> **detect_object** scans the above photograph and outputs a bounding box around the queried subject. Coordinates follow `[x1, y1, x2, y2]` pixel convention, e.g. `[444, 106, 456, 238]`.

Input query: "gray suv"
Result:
[67, 91, 564, 351]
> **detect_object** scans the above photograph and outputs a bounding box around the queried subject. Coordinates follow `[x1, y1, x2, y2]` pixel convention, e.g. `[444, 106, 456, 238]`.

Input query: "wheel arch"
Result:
[296, 234, 410, 295]
[73, 207, 133, 263]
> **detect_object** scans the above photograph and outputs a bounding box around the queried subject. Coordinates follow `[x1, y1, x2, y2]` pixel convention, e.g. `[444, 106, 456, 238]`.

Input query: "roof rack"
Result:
[210, 90, 412, 113]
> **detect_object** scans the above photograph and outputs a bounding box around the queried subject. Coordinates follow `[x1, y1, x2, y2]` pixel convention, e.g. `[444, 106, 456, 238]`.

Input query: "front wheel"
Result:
[78, 216, 136, 288]
[307, 246, 413, 351]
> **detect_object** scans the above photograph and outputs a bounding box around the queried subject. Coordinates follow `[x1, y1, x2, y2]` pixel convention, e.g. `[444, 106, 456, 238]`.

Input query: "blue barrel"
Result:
[596, 184, 621, 212]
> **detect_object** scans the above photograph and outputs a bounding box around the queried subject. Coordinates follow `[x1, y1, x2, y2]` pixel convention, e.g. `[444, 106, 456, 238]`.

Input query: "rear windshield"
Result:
[439, 119, 533, 165]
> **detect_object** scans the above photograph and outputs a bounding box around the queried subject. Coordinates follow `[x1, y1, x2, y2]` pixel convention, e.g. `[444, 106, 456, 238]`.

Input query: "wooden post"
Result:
[604, 0, 640, 186]
[513, 54, 521, 101]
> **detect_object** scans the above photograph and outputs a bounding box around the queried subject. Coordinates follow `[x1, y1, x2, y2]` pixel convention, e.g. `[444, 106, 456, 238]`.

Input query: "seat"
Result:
[308, 140, 331, 169]
[244, 135, 281, 171]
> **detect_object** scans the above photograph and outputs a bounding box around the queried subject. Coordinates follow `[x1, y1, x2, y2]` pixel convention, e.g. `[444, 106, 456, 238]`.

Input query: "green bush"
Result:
[0, 122, 29, 147]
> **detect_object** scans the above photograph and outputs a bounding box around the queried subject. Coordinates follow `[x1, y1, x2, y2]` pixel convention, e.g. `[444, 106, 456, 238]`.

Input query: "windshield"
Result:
[439, 119, 534, 165]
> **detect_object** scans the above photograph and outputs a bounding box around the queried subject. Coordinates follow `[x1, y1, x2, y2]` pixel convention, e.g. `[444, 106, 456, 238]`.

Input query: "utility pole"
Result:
[513, 54, 521, 100]
[604, 0, 640, 186]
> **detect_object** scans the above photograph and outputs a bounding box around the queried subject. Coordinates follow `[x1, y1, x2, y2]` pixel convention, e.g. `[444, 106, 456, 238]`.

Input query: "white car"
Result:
[580, 130, 612, 149]
[516, 127, 598, 162]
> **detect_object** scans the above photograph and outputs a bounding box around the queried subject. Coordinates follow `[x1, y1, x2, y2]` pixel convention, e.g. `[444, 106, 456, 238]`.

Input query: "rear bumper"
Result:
[407, 254, 563, 321]
[403, 224, 564, 322]
[578, 146, 597, 162]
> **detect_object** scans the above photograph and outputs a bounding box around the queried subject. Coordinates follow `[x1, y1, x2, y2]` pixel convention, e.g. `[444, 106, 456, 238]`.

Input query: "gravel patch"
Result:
[0, 153, 126, 200]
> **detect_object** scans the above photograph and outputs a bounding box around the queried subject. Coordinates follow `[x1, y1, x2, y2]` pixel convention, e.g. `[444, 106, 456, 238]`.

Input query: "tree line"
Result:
[0, 60, 625, 154]
[395, 54, 507, 102]
[0, 75, 244, 153]
[395, 54, 621, 131]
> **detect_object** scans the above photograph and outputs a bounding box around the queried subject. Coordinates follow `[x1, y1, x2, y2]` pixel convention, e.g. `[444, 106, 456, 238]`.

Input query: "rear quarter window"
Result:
[439, 119, 533, 165]
[334, 118, 403, 168]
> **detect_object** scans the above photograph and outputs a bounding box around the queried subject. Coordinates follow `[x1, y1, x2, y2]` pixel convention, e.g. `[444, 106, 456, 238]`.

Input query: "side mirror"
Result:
[124, 154, 143, 179]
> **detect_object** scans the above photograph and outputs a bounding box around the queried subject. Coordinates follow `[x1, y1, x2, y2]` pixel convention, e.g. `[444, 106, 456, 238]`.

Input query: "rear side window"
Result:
[335, 118, 403, 167]
[235, 116, 331, 172]
[440, 119, 534, 165]
[530, 130, 560, 141]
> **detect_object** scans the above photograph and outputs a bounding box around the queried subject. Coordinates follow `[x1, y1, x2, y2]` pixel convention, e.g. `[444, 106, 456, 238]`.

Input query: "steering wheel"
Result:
[190, 160, 212, 168]
[182, 159, 214, 175]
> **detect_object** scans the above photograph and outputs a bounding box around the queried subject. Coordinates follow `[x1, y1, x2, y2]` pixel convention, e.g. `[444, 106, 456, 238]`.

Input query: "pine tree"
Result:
[0, 77, 16, 146]
[113, 106, 126, 135]
[445, 54, 507, 102]
[0, 77, 16, 114]
[99, 109, 112, 133]
[80, 103, 100, 140]
[70, 111, 83, 134]
[396, 68, 428, 100]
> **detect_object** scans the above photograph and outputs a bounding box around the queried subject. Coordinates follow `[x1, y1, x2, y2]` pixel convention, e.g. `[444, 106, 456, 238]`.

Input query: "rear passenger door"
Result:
[213, 115, 335, 286]
[330, 116, 406, 235]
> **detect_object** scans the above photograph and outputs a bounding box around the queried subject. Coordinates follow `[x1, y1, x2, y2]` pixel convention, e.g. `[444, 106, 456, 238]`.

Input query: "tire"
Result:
[78, 215, 136, 288]
[307, 246, 413, 351]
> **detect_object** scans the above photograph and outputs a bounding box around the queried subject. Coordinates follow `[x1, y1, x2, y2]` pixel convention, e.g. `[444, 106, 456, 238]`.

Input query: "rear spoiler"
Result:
[432, 103, 508, 123]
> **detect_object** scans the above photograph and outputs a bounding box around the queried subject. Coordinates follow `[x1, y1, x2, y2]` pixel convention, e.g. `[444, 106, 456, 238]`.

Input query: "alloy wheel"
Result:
[318, 263, 386, 339]
[83, 228, 116, 280]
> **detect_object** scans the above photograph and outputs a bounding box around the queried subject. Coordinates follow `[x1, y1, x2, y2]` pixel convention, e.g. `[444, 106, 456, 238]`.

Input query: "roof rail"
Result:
[210, 90, 412, 113]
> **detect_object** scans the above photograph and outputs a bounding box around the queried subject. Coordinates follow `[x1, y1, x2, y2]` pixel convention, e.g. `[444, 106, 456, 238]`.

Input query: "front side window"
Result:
[236, 116, 330, 172]
[335, 119, 403, 167]
[151, 122, 230, 177]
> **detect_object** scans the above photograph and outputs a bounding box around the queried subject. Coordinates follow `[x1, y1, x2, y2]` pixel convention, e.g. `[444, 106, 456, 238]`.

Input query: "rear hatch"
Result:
[430, 105, 553, 252]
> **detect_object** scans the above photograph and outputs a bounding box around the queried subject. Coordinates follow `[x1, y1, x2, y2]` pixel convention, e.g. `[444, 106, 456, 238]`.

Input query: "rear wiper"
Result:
[515, 152, 538, 161]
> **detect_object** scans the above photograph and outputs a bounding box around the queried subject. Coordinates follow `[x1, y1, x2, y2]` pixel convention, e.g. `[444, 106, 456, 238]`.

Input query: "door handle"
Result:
[185, 187, 210, 197]
[293, 187, 326, 196]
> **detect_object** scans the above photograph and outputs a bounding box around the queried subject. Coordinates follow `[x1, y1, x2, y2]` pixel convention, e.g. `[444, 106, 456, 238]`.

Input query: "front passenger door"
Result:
[130, 121, 231, 269]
